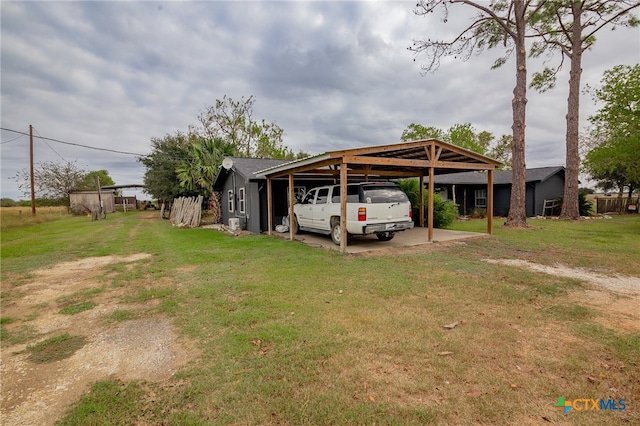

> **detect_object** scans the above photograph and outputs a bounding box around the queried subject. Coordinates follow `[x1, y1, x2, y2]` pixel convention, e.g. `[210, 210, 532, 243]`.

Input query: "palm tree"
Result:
[176, 137, 236, 196]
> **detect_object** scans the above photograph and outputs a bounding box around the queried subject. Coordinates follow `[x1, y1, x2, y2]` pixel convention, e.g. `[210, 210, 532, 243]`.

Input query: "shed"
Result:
[434, 166, 566, 217]
[69, 190, 116, 213]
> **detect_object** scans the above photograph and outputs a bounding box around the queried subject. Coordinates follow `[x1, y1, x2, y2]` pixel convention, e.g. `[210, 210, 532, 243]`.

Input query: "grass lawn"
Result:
[1, 212, 639, 425]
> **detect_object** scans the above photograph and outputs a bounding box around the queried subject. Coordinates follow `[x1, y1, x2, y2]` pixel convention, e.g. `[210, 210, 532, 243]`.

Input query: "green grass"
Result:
[450, 215, 640, 274]
[27, 333, 86, 363]
[59, 302, 97, 315]
[2, 211, 639, 425]
[110, 309, 135, 321]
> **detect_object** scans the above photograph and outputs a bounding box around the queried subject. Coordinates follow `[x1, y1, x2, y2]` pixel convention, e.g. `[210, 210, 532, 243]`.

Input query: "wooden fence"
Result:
[595, 196, 639, 214]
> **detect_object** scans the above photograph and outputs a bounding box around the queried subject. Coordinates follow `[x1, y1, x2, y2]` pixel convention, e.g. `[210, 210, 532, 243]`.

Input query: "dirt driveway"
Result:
[1, 254, 194, 426]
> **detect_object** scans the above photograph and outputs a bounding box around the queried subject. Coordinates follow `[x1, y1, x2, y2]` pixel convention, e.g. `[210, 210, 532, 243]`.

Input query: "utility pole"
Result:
[95, 175, 104, 219]
[29, 124, 36, 216]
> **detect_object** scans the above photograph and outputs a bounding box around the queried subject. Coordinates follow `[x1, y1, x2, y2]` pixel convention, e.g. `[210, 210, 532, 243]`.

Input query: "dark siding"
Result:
[246, 182, 261, 233]
[494, 186, 511, 217]
[526, 184, 535, 217]
[534, 174, 565, 216]
[220, 170, 249, 228]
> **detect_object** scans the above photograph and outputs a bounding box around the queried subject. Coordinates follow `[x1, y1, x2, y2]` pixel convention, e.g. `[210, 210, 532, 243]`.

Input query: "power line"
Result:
[1, 126, 222, 164]
[33, 126, 65, 160]
[0, 127, 147, 156]
[0, 134, 24, 144]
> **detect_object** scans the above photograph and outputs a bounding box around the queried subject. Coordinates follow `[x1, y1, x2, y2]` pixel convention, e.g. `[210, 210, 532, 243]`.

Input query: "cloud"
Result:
[1, 1, 638, 200]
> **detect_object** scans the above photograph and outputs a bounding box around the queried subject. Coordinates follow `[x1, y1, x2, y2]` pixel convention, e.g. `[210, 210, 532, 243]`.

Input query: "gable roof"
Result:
[213, 157, 290, 190]
[257, 139, 502, 179]
[434, 166, 565, 185]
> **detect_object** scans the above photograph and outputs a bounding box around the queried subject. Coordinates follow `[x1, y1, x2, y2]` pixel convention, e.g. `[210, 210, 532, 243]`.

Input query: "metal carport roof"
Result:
[256, 139, 501, 253]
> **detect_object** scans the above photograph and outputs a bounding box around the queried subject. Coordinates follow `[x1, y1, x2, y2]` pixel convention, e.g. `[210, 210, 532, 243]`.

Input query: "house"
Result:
[69, 190, 116, 213]
[434, 166, 566, 217]
[213, 157, 335, 233]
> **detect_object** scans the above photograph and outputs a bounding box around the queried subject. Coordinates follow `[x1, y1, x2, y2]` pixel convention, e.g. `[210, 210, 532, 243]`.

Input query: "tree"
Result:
[176, 137, 236, 197]
[77, 170, 116, 191]
[411, 1, 546, 227]
[401, 123, 445, 141]
[583, 64, 640, 196]
[529, 1, 640, 219]
[138, 133, 193, 202]
[13, 160, 87, 201]
[448, 123, 488, 153]
[487, 134, 513, 170]
[194, 95, 289, 159]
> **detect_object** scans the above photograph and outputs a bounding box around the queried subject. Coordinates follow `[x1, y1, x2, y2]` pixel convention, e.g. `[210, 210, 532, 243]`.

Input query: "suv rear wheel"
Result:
[331, 221, 350, 245]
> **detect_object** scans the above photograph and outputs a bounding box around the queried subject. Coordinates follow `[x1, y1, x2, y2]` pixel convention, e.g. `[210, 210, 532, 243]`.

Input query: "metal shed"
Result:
[69, 190, 116, 213]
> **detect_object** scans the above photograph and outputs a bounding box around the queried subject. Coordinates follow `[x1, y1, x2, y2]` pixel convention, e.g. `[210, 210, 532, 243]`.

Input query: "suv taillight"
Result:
[358, 207, 366, 221]
[409, 205, 412, 218]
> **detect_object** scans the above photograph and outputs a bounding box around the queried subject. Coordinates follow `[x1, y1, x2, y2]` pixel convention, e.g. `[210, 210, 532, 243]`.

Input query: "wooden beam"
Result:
[428, 143, 435, 242]
[433, 161, 496, 170]
[267, 177, 273, 236]
[342, 155, 430, 168]
[487, 169, 494, 235]
[340, 160, 348, 254]
[328, 140, 436, 158]
[434, 140, 502, 165]
[419, 175, 425, 228]
[288, 174, 295, 241]
[266, 158, 340, 178]
[345, 169, 422, 178]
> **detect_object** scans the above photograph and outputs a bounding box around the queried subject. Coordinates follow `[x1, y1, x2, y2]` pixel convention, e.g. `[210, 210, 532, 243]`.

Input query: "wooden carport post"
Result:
[288, 173, 295, 241]
[419, 175, 425, 228]
[428, 143, 435, 242]
[339, 159, 348, 254]
[487, 169, 494, 235]
[267, 177, 273, 236]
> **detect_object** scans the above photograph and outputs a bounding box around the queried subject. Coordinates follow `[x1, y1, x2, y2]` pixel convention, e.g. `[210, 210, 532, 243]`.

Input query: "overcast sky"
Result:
[2, 1, 639, 200]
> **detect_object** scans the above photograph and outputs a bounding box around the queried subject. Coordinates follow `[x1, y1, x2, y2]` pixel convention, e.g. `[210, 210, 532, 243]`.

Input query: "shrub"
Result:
[397, 179, 458, 228]
[470, 208, 487, 219]
[1, 198, 17, 207]
[555, 191, 593, 217]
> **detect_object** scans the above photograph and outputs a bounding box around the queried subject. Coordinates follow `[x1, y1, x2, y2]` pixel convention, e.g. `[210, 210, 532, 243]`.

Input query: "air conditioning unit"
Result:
[228, 218, 240, 231]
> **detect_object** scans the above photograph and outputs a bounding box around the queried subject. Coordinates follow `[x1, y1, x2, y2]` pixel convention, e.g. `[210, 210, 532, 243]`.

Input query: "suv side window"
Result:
[302, 189, 316, 204]
[331, 185, 360, 203]
[316, 188, 329, 204]
[362, 185, 409, 203]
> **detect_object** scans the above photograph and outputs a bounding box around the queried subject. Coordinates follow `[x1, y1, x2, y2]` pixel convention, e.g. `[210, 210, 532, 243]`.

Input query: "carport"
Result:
[257, 139, 501, 253]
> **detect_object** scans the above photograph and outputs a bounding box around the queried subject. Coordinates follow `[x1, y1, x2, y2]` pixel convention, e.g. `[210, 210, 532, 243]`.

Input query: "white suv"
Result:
[293, 182, 414, 245]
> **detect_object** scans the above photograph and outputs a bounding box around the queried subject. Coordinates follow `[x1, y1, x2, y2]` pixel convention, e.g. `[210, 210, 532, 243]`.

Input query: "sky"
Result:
[2, 1, 639, 201]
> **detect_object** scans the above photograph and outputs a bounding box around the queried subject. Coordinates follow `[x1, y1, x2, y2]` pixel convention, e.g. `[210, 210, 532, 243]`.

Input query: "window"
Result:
[316, 188, 329, 204]
[302, 189, 316, 204]
[331, 185, 360, 203]
[286, 186, 306, 205]
[228, 189, 234, 212]
[362, 185, 409, 203]
[475, 189, 487, 208]
[238, 187, 245, 213]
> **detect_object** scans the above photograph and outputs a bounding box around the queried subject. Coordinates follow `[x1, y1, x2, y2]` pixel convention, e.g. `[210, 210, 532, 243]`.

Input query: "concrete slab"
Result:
[274, 227, 486, 254]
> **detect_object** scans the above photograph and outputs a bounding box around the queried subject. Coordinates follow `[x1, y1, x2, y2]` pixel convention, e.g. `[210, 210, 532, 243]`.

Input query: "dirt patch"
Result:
[1, 254, 195, 426]
[484, 259, 640, 332]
